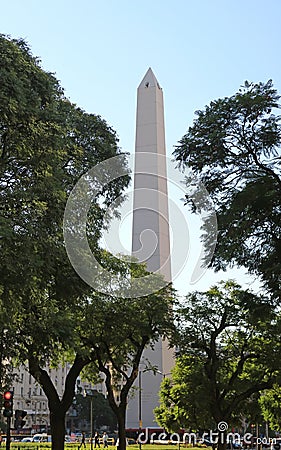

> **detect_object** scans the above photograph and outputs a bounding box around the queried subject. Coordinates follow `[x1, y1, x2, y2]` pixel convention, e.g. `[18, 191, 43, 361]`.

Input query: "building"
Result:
[9, 364, 106, 434]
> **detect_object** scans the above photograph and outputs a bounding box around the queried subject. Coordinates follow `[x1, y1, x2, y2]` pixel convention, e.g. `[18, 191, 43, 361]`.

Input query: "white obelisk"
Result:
[127, 68, 173, 428]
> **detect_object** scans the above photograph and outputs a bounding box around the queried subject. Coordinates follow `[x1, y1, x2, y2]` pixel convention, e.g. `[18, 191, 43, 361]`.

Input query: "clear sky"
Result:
[1, 0, 279, 295]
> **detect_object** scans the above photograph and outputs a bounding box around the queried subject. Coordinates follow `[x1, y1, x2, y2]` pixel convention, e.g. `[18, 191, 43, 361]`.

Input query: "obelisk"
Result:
[128, 68, 173, 428]
[132, 68, 171, 282]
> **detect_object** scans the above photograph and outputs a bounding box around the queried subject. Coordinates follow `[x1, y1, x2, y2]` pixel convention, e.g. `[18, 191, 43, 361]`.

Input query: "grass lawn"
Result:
[10, 445, 207, 450]
[130, 446, 206, 450]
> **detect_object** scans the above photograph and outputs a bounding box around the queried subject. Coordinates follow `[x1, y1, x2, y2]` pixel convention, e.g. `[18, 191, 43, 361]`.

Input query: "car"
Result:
[75, 433, 83, 441]
[21, 437, 33, 442]
[32, 433, 51, 442]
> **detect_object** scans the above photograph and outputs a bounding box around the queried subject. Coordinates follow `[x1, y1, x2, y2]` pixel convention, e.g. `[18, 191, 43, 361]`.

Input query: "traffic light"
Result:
[3, 391, 13, 417]
[14, 410, 27, 429]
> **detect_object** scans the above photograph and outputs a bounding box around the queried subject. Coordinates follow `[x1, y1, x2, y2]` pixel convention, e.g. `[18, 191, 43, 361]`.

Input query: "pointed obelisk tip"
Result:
[138, 67, 161, 89]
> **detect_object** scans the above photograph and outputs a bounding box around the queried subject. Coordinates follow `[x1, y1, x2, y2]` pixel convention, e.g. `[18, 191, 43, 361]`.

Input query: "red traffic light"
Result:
[3, 391, 13, 401]
[3, 391, 13, 417]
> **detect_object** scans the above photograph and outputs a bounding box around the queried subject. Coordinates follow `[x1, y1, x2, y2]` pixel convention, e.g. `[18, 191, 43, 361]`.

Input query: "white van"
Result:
[32, 434, 52, 443]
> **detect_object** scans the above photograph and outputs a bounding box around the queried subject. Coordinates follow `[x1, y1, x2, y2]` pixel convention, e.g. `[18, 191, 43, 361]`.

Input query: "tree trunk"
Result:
[50, 407, 66, 450]
[116, 406, 127, 450]
[217, 430, 227, 450]
[28, 354, 90, 450]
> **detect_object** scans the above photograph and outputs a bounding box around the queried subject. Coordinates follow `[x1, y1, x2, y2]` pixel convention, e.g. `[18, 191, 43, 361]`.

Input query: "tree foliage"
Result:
[26, 257, 175, 450]
[0, 34, 129, 449]
[0, 33, 129, 361]
[78, 258, 176, 450]
[174, 80, 281, 300]
[259, 385, 281, 430]
[155, 282, 281, 446]
[72, 392, 117, 431]
[0, 35, 177, 450]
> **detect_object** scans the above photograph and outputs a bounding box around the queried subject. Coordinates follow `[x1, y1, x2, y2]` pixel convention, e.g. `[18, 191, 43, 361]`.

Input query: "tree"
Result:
[260, 385, 281, 431]
[173, 80, 281, 301]
[79, 259, 176, 450]
[0, 35, 176, 450]
[70, 392, 117, 432]
[0, 34, 129, 449]
[155, 357, 214, 432]
[155, 282, 281, 450]
[25, 257, 175, 450]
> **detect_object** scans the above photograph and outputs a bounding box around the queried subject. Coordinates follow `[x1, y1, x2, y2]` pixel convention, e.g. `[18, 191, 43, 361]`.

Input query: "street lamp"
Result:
[138, 367, 159, 449]
[138, 371, 142, 450]
[137, 367, 171, 450]
[84, 389, 97, 450]
[156, 370, 171, 379]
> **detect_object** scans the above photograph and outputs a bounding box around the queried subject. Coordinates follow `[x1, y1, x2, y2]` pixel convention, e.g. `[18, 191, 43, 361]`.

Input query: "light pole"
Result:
[138, 368, 171, 449]
[156, 370, 171, 379]
[90, 397, 93, 450]
[84, 389, 97, 450]
[138, 371, 142, 450]
[138, 367, 152, 449]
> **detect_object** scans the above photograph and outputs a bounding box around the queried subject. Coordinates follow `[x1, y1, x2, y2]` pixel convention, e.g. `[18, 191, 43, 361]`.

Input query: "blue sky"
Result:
[1, 0, 280, 295]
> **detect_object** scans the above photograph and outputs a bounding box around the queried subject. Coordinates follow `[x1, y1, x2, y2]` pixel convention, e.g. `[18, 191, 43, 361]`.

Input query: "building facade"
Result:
[7, 364, 106, 434]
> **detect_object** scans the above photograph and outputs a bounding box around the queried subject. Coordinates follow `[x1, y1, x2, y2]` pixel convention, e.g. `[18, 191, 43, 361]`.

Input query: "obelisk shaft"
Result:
[128, 68, 173, 429]
[132, 68, 171, 282]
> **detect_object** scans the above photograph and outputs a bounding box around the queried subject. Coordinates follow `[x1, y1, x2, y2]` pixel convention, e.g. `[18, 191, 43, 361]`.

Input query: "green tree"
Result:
[155, 357, 214, 432]
[260, 386, 281, 431]
[71, 392, 117, 432]
[79, 259, 176, 450]
[0, 35, 176, 450]
[0, 34, 129, 450]
[155, 282, 281, 450]
[26, 257, 175, 450]
[173, 80, 281, 301]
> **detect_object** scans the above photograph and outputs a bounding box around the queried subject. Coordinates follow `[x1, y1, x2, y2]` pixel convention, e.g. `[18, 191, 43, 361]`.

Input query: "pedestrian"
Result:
[94, 432, 100, 448]
[102, 432, 108, 448]
[78, 432, 86, 449]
